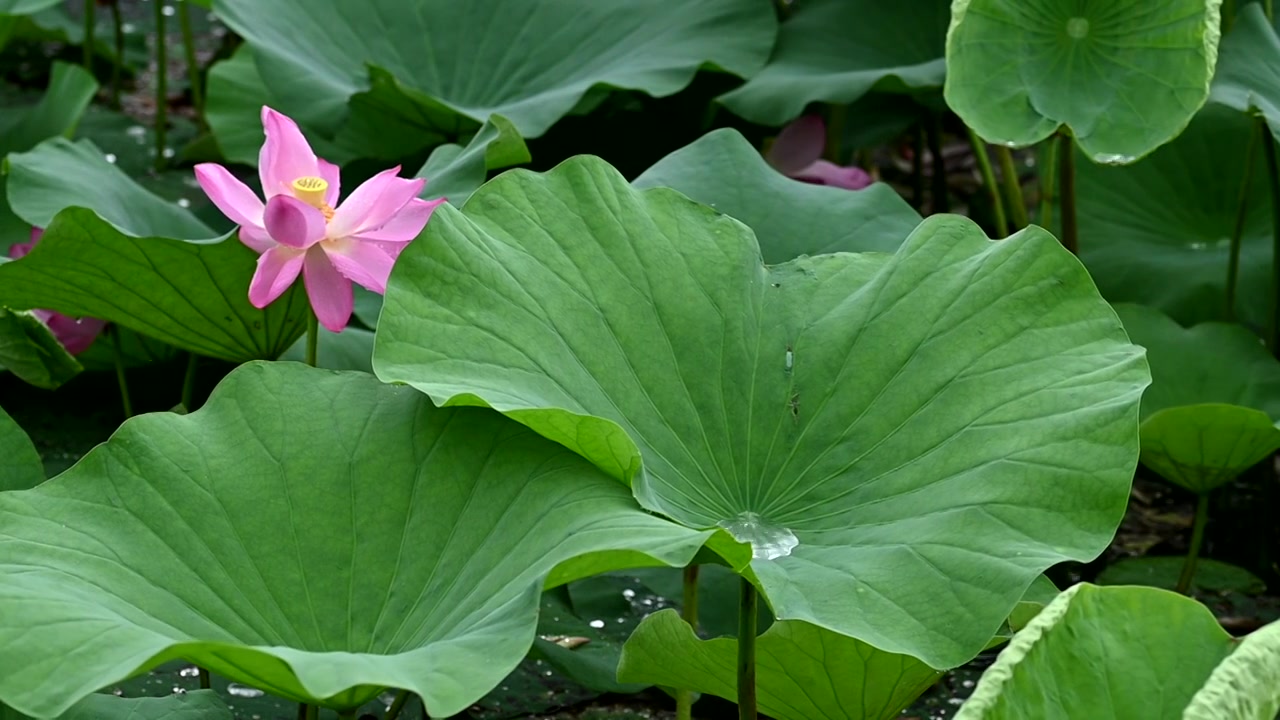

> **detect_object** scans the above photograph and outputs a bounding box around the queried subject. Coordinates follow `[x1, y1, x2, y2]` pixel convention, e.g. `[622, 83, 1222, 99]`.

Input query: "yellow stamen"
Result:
[291, 176, 329, 208]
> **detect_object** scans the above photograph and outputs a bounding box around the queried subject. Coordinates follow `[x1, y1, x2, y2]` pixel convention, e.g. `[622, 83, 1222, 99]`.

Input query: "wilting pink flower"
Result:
[194, 107, 445, 332]
[766, 115, 873, 191]
[8, 228, 107, 355]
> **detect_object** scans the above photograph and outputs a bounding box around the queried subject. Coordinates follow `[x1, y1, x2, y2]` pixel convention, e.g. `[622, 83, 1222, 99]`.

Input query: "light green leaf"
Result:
[956, 584, 1235, 719]
[202, 45, 273, 166]
[945, 0, 1223, 163]
[415, 115, 530, 207]
[618, 610, 942, 720]
[1076, 104, 1270, 330]
[0, 402, 42, 492]
[0, 362, 709, 717]
[0, 308, 82, 391]
[372, 156, 1149, 668]
[1099, 557, 1265, 594]
[1114, 303, 1280, 492]
[0, 139, 307, 362]
[633, 129, 921, 262]
[212, 0, 776, 141]
[1209, 3, 1280, 142]
[1184, 617, 1280, 720]
[718, 0, 950, 125]
[59, 691, 233, 720]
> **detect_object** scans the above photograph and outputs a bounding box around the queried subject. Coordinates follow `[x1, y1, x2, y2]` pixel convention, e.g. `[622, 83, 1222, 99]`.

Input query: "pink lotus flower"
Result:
[8, 228, 107, 355]
[194, 107, 445, 332]
[766, 115, 873, 191]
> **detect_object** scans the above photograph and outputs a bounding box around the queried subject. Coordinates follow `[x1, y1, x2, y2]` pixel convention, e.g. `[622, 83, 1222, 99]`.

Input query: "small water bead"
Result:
[104, 153, 117, 164]
[162, 4, 175, 16]
[588, 619, 605, 629]
[1066, 17, 1089, 39]
[177, 666, 200, 678]
[718, 511, 799, 560]
[162, 147, 175, 158]
[622, 588, 636, 600]
[1094, 153, 1135, 166]
[171, 686, 186, 694]
[226, 683, 265, 698]
[177, 198, 191, 208]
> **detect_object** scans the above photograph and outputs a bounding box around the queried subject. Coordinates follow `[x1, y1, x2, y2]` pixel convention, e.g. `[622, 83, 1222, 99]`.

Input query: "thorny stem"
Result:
[1226, 120, 1261, 321]
[81, 0, 95, 72]
[965, 126, 1007, 237]
[1058, 133, 1079, 254]
[180, 352, 199, 410]
[109, 0, 124, 109]
[1038, 134, 1059, 229]
[177, 0, 203, 124]
[110, 325, 133, 419]
[385, 690, 411, 720]
[996, 145, 1028, 230]
[305, 310, 319, 367]
[737, 577, 758, 720]
[154, 0, 168, 172]
[1176, 494, 1212, 595]
[675, 564, 701, 720]
[1265, 129, 1280, 357]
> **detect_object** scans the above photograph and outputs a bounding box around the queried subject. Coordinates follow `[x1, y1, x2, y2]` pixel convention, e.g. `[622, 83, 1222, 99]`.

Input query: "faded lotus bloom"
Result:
[8, 228, 107, 355]
[194, 107, 444, 332]
[766, 115, 873, 191]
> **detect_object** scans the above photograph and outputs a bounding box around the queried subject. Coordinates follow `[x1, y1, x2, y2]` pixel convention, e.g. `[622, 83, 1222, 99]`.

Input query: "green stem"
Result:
[81, 0, 95, 72]
[177, 0, 203, 124]
[154, 0, 168, 172]
[926, 113, 949, 213]
[737, 577, 757, 720]
[824, 103, 846, 164]
[301, 704, 318, 720]
[305, 310, 319, 367]
[1038, 135, 1059, 230]
[198, 667, 210, 690]
[110, 325, 133, 419]
[1265, 129, 1280, 357]
[1223, 0, 1235, 33]
[180, 352, 199, 410]
[1227, 121, 1261, 321]
[965, 126, 1007, 237]
[385, 690, 410, 720]
[1175, 494, 1212, 595]
[338, 711, 357, 720]
[1058, 133, 1078, 255]
[109, 0, 123, 109]
[1267, 0, 1274, 23]
[675, 564, 701, 720]
[911, 123, 926, 210]
[996, 146, 1028, 230]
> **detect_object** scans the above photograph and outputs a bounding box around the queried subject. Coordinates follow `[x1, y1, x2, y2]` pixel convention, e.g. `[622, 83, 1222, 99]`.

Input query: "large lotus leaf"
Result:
[1076, 104, 1271, 330]
[945, 0, 1222, 163]
[372, 155, 1149, 668]
[281, 327, 374, 373]
[955, 584, 1235, 719]
[45, 691, 232, 720]
[1210, 3, 1280, 142]
[0, 0, 59, 15]
[1098, 556, 1266, 594]
[0, 61, 96, 158]
[618, 610, 942, 720]
[0, 139, 307, 362]
[1113, 303, 1280, 491]
[632, 129, 921, 262]
[0, 403, 41, 492]
[0, 362, 709, 717]
[211, 0, 775, 141]
[1184, 618, 1280, 719]
[718, 0, 950, 125]
[0, 308, 82, 391]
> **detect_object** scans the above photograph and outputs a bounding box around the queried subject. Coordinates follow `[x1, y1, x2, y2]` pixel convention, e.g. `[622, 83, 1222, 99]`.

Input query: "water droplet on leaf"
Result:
[718, 511, 799, 560]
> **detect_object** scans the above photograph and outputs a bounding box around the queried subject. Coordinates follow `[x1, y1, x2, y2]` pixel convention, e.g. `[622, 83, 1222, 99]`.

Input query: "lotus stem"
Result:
[927, 113, 950, 213]
[305, 311, 319, 367]
[154, 0, 168, 172]
[1057, 133, 1078, 255]
[911, 123, 926, 210]
[1224, 0, 1235, 33]
[177, 0, 203, 124]
[1267, 0, 1274, 23]
[1265, 127, 1280, 356]
[198, 667, 210, 690]
[337, 710, 357, 720]
[110, 325, 133, 419]
[1176, 493, 1212, 595]
[996, 145, 1028, 230]
[81, 0, 95, 72]
[299, 704, 318, 720]
[965, 126, 1007, 237]
[824, 103, 846, 164]
[737, 577, 758, 720]
[180, 352, 199, 410]
[109, 0, 123, 109]
[675, 564, 701, 720]
[385, 690, 410, 720]
[1227, 120, 1260, 321]
[1038, 134, 1058, 229]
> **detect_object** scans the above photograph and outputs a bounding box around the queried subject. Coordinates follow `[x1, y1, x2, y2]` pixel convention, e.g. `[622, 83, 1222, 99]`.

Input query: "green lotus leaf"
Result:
[632, 129, 921, 262]
[619, 610, 942, 720]
[0, 139, 307, 363]
[1098, 556, 1266, 594]
[0, 0, 59, 16]
[1076, 105, 1270, 330]
[1114, 303, 1280, 491]
[1209, 3, 1280, 142]
[372, 155, 1149, 668]
[281, 327, 374, 373]
[0, 308, 82, 391]
[955, 584, 1235, 719]
[414, 115, 530, 207]
[0, 61, 96, 158]
[211, 0, 775, 141]
[718, 0, 950, 125]
[945, 0, 1222, 163]
[1184, 617, 1280, 720]
[0, 402, 41, 492]
[0, 362, 709, 717]
[32, 691, 232, 720]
